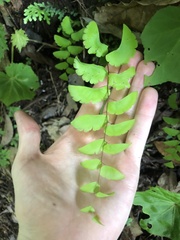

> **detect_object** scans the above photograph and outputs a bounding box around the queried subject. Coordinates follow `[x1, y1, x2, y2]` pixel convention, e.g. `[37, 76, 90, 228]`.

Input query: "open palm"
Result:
[12, 52, 158, 240]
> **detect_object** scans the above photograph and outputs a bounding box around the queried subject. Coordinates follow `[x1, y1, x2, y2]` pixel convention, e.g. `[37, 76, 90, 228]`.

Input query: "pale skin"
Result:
[11, 51, 158, 240]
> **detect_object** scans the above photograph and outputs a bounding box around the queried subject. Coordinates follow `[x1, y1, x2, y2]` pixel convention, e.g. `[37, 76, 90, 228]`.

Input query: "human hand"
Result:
[12, 51, 158, 240]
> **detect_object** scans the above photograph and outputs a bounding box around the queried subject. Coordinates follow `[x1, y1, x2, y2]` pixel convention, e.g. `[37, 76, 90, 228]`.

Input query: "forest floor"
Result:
[0, 1, 179, 240]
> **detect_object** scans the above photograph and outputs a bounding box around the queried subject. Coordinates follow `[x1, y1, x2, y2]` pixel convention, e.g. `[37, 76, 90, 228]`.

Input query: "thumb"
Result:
[14, 110, 41, 161]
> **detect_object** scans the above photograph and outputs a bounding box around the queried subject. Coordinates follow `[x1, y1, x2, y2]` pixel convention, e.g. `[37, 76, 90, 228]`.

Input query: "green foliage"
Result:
[69, 21, 138, 222]
[0, 63, 39, 106]
[0, 0, 10, 5]
[142, 6, 180, 86]
[53, 16, 84, 80]
[11, 29, 29, 52]
[0, 24, 8, 60]
[162, 93, 180, 168]
[24, 2, 65, 25]
[134, 187, 180, 240]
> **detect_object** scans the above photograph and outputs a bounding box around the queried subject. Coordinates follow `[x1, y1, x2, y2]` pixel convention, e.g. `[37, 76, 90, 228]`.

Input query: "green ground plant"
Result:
[69, 21, 138, 223]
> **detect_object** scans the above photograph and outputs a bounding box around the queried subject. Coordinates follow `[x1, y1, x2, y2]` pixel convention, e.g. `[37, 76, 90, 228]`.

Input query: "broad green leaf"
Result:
[83, 21, 108, 57]
[95, 191, 115, 198]
[55, 62, 68, 70]
[11, 29, 29, 52]
[80, 159, 101, 170]
[71, 114, 107, 132]
[103, 143, 130, 155]
[54, 35, 71, 48]
[61, 16, 74, 35]
[108, 67, 135, 90]
[107, 91, 138, 115]
[106, 25, 137, 67]
[67, 46, 83, 55]
[80, 205, 95, 213]
[68, 85, 108, 104]
[53, 50, 70, 60]
[163, 127, 179, 137]
[163, 117, 180, 126]
[0, 24, 8, 60]
[79, 139, 104, 155]
[100, 165, 124, 180]
[134, 187, 180, 240]
[74, 58, 107, 84]
[80, 181, 100, 193]
[143, 7, 180, 86]
[71, 28, 84, 41]
[0, 63, 39, 106]
[105, 119, 135, 136]
[168, 93, 178, 110]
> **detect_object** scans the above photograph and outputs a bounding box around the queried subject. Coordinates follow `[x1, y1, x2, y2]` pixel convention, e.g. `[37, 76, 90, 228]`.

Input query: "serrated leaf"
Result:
[107, 91, 138, 115]
[71, 114, 107, 132]
[80, 182, 100, 193]
[134, 187, 180, 240]
[55, 62, 68, 70]
[80, 205, 95, 213]
[71, 28, 84, 41]
[11, 29, 29, 52]
[68, 85, 108, 104]
[103, 143, 130, 154]
[79, 139, 104, 155]
[67, 46, 83, 55]
[95, 191, 115, 198]
[163, 117, 180, 126]
[53, 50, 70, 59]
[0, 63, 39, 106]
[100, 165, 124, 180]
[106, 24, 137, 67]
[61, 16, 74, 35]
[80, 159, 101, 170]
[168, 93, 178, 110]
[83, 21, 108, 57]
[108, 67, 135, 90]
[54, 35, 71, 48]
[0, 24, 8, 60]
[163, 127, 179, 137]
[143, 7, 180, 86]
[74, 57, 107, 84]
[105, 119, 135, 137]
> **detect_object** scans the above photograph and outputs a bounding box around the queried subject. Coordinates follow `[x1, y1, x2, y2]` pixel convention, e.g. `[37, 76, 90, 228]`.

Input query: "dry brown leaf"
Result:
[154, 141, 168, 156]
[1, 114, 13, 146]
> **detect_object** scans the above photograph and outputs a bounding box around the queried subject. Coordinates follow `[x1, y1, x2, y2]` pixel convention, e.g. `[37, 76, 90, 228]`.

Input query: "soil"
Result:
[0, 1, 180, 240]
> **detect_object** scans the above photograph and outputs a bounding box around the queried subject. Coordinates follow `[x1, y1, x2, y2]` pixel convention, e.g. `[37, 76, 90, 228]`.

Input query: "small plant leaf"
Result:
[106, 24, 137, 67]
[100, 165, 124, 180]
[83, 21, 108, 57]
[54, 35, 71, 48]
[105, 119, 135, 136]
[108, 67, 135, 90]
[61, 16, 74, 35]
[134, 186, 180, 240]
[164, 140, 179, 147]
[74, 57, 107, 84]
[67, 46, 83, 55]
[163, 127, 179, 137]
[60, 72, 68, 81]
[0, 24, 8, 60]
[68, 85, 108, 104]
[107, 91, 138, 115]
[67, 57, 74, 65]
[71, 28, 84, 41]
[92, 215, 103, 225]
[95, 191, 115, 198]
[53, 50, 70, 59]
[55, 62, 68, 70]
[168, 93, 178, 110]
[81, 159, 101, 170]
[163, 117, 180, 126]
[80, 182, 100, 193]
[80, 205, 95, 213]
[103, 143, 130, 155]
[11, 29, 29, 52]
[0, 63, 39, 106]
[79, 139, 104, 155]
[71, 114, 107, 132]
